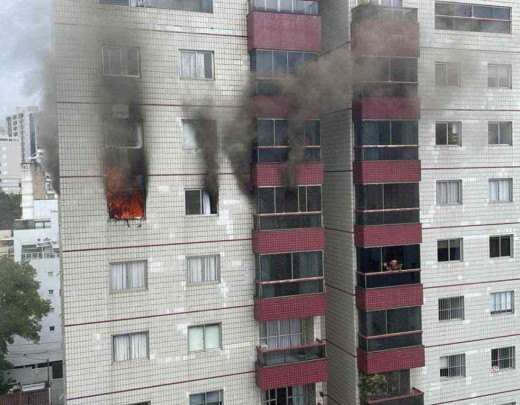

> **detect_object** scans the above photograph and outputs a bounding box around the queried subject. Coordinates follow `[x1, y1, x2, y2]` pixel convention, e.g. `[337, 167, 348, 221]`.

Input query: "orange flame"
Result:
[105, 166, 145, 220]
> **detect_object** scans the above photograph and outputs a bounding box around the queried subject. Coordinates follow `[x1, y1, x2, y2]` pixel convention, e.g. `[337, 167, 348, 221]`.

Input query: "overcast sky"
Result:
[0, 0, 51, 122]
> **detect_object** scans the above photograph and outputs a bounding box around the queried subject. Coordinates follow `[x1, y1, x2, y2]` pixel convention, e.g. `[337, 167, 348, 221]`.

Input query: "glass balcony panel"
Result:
[357, 269, 420, 288]
[257, 279, 324, 298]
[356, 209, 419, 226]
[359, 332, 422, 352]
[357, 245, 421, 273]
[258, 343, 326, 366]
[256, 213, 322, 230]
[355, 146, 418, 161]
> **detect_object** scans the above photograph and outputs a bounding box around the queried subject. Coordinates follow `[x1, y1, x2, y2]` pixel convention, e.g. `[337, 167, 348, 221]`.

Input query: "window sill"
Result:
[179, 77, 216, 82]
[185, 214, 219, 218]
[186, 281, 222, 287]
[489, 201, 514, 205]
[110, 288, 148, 296]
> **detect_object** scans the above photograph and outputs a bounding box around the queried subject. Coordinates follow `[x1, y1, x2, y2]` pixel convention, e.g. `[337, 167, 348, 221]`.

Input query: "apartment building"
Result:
[322, 1, 520, 405]
[0, 127, 22, 194]
[6, 106, 40, 163]
[56, 1, 326, 404]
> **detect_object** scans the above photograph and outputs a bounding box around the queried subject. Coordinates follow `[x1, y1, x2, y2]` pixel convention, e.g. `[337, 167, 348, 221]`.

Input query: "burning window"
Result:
[185, 189, 217, 215]
[104, 105, 147, 221]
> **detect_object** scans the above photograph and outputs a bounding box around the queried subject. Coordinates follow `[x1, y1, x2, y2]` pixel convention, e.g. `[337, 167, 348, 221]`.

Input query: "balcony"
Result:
[253, 162, 324, 187]
[356, 209, 419, 226]
[353, 97, 420, 121]
[248, 11, 321, 52]
[254, 212, 322, 231]
[357, 282, 423, 311]
[355, 223, 422, 248]
[357, 344, 425, 374]
[357, 269, 420, 289]
[256, 342, 328, 390]
[354, 82, 418, 99]
[255, 279, 326, 321]
[365, 388, 424, 405]
[253, 227, 325, 254]
[351, 5, 418, 58]
[354, 160, 421, 184]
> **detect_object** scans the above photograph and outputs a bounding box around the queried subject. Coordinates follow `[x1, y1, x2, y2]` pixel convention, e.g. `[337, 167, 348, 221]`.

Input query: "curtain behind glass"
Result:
[130, 333, 148, 359]
[205, 325, 221, 349]
[110, 263, 126, 291]
[113, 335, 129, 361]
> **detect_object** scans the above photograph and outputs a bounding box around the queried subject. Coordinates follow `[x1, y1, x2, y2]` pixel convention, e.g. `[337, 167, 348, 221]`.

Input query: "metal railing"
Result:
[359, 331, 422, 352]
[254, 212, 322, 230]
[257, 341, 326, 366]
[357, 269, 420, 289]
[256, 277, 324, 298]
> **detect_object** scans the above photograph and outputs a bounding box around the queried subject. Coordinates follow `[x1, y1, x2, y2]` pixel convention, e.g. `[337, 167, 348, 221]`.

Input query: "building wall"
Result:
[0, 138, 21, 194]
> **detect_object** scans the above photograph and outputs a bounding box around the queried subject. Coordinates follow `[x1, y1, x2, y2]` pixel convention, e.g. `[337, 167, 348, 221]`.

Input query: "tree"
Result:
[0, 192, 21, 230]
[359, 373, 388, 402]
[0, 257, 50, 394]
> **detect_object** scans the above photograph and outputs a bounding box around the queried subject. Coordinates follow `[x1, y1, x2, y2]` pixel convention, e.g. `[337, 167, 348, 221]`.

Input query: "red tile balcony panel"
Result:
[356, 284, 423, 311]
[355, 223, 422, 248]
[353, 160, 421, 184]
[352, 19, 419, 58]
[253, 227, 325, 254]
[255, 292, 327, 321]
[353, 97, 420, 120]
[256, 343, 328, 390]
[253, 163, 324, 187]
[248, 11, 321, 52]
[357, 346, 425, 374]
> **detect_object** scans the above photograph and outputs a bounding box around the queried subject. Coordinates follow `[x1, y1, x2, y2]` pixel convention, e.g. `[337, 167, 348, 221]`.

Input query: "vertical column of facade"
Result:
[351, 3, 424, 404]
[247, 1, 328, 404]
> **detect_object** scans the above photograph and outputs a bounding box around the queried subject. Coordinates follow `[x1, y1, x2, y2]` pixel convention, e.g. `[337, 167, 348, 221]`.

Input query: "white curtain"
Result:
[183, 120, 197, 149]
[491, 292, 513, 312]
[181, 51, 208, 79]
[130, 333, 148, 360]
[490, 179, 512, 202]
[202, 191, 212, 214]
[111, 263, 126, 291]
[103, 47, 122, 76]
[113, 335, 129, 362]
[128, 261, 146, 289]
[187, 257, 203, 283]
[437, 181, 461, 205]
[188, 327, 205, 352]
[205, 325, 221, 350]
[204, 255, 219, 281]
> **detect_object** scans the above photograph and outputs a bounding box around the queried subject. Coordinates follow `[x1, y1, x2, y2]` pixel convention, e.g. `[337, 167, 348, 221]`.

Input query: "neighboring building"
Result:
[56, 1, 326, 405]
[6, 107, 40, 163]
[6, 199, 63, 404]
[56, 1, 520, 405]
[322, 1, 520, 405]
[0, 127, 22, 194]
[0, 230, 13, 258]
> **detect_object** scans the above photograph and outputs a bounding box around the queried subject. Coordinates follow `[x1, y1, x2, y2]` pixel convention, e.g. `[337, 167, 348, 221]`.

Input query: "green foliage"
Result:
[0, 355, 13, 395]
[0, 191, 21, 230]
[359, 373, 388, 401]
[0, 257, 50, 394]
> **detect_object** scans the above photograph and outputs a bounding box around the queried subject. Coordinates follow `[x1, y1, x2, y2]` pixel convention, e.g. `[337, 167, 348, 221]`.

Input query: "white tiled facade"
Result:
[322, 1, 520, 405]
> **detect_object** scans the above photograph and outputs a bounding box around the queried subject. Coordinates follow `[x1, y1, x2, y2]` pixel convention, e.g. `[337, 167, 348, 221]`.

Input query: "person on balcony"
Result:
[383, 259, 402, 271]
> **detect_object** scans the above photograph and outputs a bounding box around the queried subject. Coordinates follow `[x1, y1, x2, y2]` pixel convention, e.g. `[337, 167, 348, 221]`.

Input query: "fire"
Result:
[105, 165, 145, 220]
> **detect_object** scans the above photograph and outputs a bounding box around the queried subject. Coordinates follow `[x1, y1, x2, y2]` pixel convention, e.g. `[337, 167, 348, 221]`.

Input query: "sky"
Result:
[0, 0, 51, 122]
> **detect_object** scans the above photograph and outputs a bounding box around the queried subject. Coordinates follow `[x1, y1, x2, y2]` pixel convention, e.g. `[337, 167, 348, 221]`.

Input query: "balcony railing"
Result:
[254, 212, 322, 230]
[365, 388, 424, 405]
[359, 331, 422, 352]
[256, 277, 324, 299]
[357, 269, 420, 289]
[249, 0, 319, 16]
[356, 208, 419, 226]
[352, 4, 418, 23]
[255, 146, 321, 164]
[355, 146, 418, 161]
[257, 341, 326, 367]
[354, 83, 418, 98]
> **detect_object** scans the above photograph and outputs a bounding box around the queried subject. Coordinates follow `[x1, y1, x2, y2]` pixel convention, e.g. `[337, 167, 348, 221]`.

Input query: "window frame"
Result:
[435, 121, 462, 146]
[488, 64, 512, 89]
[189, 390, 224, 405]
[440, 353, 466, 379]
[437, 238, 463, 262]
[185, 188, 218, 216]
[109, 260, 148, 292]
[488, 121, 513, 146]
[257, 185, 322, 215]
[99, 0, 214, 13]
[186, 254, 221, 285]
[179, 49, 215, 80]
[489, 235, 513, 259]
[101, 46, 141, 78]
[491, 346, 516, 371]
[438, 296, 465, 321]
[490, 291, 515, 315]
[489, 178, 513, 203]
[436, 180, 463, 206]
[435, 2, 512, 34]
[435, 61, 461, 87]
[188, 323, 222, 353]
[112, 331, 150, 363]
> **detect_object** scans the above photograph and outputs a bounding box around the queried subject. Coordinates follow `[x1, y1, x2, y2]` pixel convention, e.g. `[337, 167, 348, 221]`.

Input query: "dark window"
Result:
[259, 251, 323, 281]
[262, 385, 315, 405]
[185, 189, 217, 215]
[359, 307, 422, 336]
[436, 122, 461, 145]
[435, 2, 511, 33]
[51, 361, 63, 379]
[490, 235, 512, 258]
[251, 50, 318, 77]
[437, 239, 462, 262]
[356, 184, 419, 210]
[258, 186, 321, 214]
[356, 121, 418, 146]
[435, 62, 460, 86]
[488, 64, 512, 88]
[190, 390, 223, 405]
[492, 347, 515, 370]
[438, 296, 464, 321]
[489, 121, 512, 145]
[357, 245, 421, 273]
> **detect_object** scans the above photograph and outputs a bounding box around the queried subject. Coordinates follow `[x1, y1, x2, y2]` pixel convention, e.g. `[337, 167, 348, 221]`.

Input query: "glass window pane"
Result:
[257, 119, 274, 146]
[205, 325, 221, 349]
[273, 51, 287, 76]
[186, 190, 202, 215]
[436, 123, 447, 145]
[256, 51, 273, 76]
[438, 240, 449, 262]
[258, 188, 275, 213]
[190, 394, 205, 405]
[275, 120, 289, 145]
[189, 327, 204, 352]
[450, 239, 461, 261]
[501, 236, 511, 257]
[306, 186, 322, 211]
[490, 237, 500, 258]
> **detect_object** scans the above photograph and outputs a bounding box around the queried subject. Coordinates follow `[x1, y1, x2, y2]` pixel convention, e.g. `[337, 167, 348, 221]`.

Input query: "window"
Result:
[260, 319, 303, 348]
[190, 390, 223, 405]
[180, 50, 214, 80]
[435, 2, 511, 34]
[259, 251, 323, 281]
[100, 0, 213, 13]
[435, 62, 460, 86]
[262, 386, 314, 405]
[257, 186, 321, 214]
[489, 179, 513, 203]
[438, 296, 464, 321]
[489, 64, 512, 89]
[110, 261, 147, 291]
[436, 122, 461, 145]
[102, 46, 140, 77]
[49, 326, 55, 332]
[489, 121, 512, 145]
[188, 324, 221, 352]
[183, 119, 198, 149]
[182, 119, 216, 150]
[437, 239, 462, 262]
[252, 50, 318, 77]
[252, 0, 319, 15]
[48, 290, 54, 295]
[21, 244, 57, 262]
[440, 354, 466, 378]
[187, 255, 220, 284]
[48, 272, 54, 277]
[51, 361, 63, 379]
[436, 180, 462, 206]
[490, 291, 514, 314]
[490, 235, 513, 258]
[492, 347, 515, 370]
[185, 189, 217, 215]
[112, 332, 149, 362]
